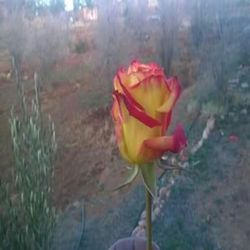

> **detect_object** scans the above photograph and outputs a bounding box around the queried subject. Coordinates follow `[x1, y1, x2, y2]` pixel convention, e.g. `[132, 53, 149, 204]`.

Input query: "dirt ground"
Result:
[1, 53, 250, 250]
[192, 114, 250, 250]
[0, 70, 141, 222]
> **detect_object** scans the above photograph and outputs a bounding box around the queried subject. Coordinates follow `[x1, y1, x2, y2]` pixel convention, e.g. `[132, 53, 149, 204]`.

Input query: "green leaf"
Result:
[114, 165, 139, 191]
[140, 163, 156, 198]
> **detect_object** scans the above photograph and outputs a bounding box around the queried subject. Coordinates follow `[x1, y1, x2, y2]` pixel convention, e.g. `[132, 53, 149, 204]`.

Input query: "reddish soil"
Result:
[40, 81, 130, 216]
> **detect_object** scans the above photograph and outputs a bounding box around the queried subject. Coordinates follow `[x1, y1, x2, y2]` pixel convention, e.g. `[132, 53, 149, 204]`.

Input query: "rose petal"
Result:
[161, 111, 172, 134]
[113, 91, 161, 128]
[129, 76, 170, 118]
[116, 72, 145, 111]
[157, 76, 181, 113]
[144, 124, 187, 153]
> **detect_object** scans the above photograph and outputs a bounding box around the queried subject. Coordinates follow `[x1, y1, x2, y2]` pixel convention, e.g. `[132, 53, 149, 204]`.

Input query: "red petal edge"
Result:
[116, 71, 145, 111]
[171, 124, 187, 153]
[113, 91, 161, 128]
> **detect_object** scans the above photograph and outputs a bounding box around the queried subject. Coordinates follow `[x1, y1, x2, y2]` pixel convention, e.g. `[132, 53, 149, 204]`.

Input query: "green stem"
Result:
[146, 188, 153, 250]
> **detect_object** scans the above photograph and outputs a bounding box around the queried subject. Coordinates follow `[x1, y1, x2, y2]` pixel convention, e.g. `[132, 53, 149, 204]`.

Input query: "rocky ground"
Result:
[53, 66, 250, 250]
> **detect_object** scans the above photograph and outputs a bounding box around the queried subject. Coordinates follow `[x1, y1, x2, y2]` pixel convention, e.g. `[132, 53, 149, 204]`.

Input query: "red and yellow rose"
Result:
[111, 60, 187, 165]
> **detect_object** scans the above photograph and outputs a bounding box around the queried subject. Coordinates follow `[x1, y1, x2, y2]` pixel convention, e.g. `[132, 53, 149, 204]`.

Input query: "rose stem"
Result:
[146, 188, 153, 250]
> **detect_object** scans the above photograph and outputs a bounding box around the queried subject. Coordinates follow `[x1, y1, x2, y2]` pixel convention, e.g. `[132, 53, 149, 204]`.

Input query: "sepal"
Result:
[114, 165, 139, 191]
[140, 163, 156, 198]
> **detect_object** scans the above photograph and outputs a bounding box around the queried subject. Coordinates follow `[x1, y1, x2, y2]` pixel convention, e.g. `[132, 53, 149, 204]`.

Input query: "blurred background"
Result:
[0, 0, 250, 249]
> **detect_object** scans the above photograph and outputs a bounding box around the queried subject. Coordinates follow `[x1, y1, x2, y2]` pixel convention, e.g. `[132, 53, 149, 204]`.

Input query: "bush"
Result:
[0, 75, 57, 249]
[74, 40, 88, 54]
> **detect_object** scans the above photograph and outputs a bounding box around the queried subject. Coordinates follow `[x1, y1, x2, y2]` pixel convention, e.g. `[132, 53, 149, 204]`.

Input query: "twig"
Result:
[75, 201, 85, 250]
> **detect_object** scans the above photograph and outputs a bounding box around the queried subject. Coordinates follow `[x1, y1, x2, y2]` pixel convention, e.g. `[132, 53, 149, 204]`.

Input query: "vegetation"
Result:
[0, 76, 56, 250]
[0, 0, 249, 249]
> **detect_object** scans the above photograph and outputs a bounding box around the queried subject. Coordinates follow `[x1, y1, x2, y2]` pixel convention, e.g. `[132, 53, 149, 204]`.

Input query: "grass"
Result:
[153, 176, 215, 250]
[152, 93, 250, 250]
[0, 80, 57, 250]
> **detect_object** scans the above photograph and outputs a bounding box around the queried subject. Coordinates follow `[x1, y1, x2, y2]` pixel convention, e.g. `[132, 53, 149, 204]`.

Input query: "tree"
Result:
[3, 0, 25, 14]
[158, 0, 179, 74]
[73, 0, 94, 11]
[49, 0, 65, 14]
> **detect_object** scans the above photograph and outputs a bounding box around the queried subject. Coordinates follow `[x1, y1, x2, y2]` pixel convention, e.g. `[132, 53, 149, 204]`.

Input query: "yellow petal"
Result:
[157, 77, 181, 113]
[119, 96, 161, 163]
[130, 77, 170, 118]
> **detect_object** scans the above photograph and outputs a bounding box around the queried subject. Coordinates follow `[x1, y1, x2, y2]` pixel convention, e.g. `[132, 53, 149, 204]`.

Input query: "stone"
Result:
[138, 220, 146, 228]
[136, 229, 146, 237]
[228, 78, 239, 85]
[140, 211, 146, 220]
[72, 201, 80, 208]
[159, 187, 168, 200]
[202, 129, 209, 140]
[241, 109, 248, 115]
[131, 226, 140, 236]
[23, 75, 29, 81]
[181, 162, 189, 169]
[153, 198, 160, 207]
[153, 207, 161, 217]
[165, 190, 170, 198]
[151, 213, 156, 222]
[241, 82, 249, 88]
[109, 237, 160, 250]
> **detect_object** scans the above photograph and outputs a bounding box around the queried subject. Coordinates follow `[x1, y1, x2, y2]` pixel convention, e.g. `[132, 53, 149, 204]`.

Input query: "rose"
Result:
[111, 60, 187, 165]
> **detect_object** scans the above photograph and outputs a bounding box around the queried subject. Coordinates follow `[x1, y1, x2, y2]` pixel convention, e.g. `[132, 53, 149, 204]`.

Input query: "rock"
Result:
[153, 198, 160, 207]
[151, 213, 156, 222]
[153, 207, 161, 217]
[72, 201, 80, 208]
[207, 116, 215, 130]
[228, 78, 239, 85]
[136, 229, 146, 237]
[138, 220, 146, 228]
[159, 187, 168, 200]
[181, 162, 189, 169]
[240, 109, 248, 115]
[170, 177, 175, 185]
[23, 75, 29, 81]
[140, 210, 146, 220]
[202, 129, 209, 140]
[110, 237, 160, 250]
[131, 227, 140, 236]
[159, 200, 164, 209]
[241, 82, 249, 88]
[165, 190, 170, 198]
[161, 154, 168, 160]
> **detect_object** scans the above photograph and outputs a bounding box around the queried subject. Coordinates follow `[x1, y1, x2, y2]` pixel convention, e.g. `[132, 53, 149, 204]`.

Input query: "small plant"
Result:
[0, 74, 57, 249]
[110, 60, 187, 250]
[74, 40, 88, 54]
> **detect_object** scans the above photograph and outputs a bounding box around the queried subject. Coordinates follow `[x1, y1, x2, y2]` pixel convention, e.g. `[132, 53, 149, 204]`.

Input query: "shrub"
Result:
[0, 75, 57, 249]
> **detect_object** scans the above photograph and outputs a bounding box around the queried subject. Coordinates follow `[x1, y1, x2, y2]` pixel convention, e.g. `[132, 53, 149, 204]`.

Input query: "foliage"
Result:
[73, 0, 94, 11]
[0, 77, 57, 249]
[74, 40, 88, 54]
[3, 0, 65, 17]
[158, 0, 179, 74]
[49, 0, 65, 14]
